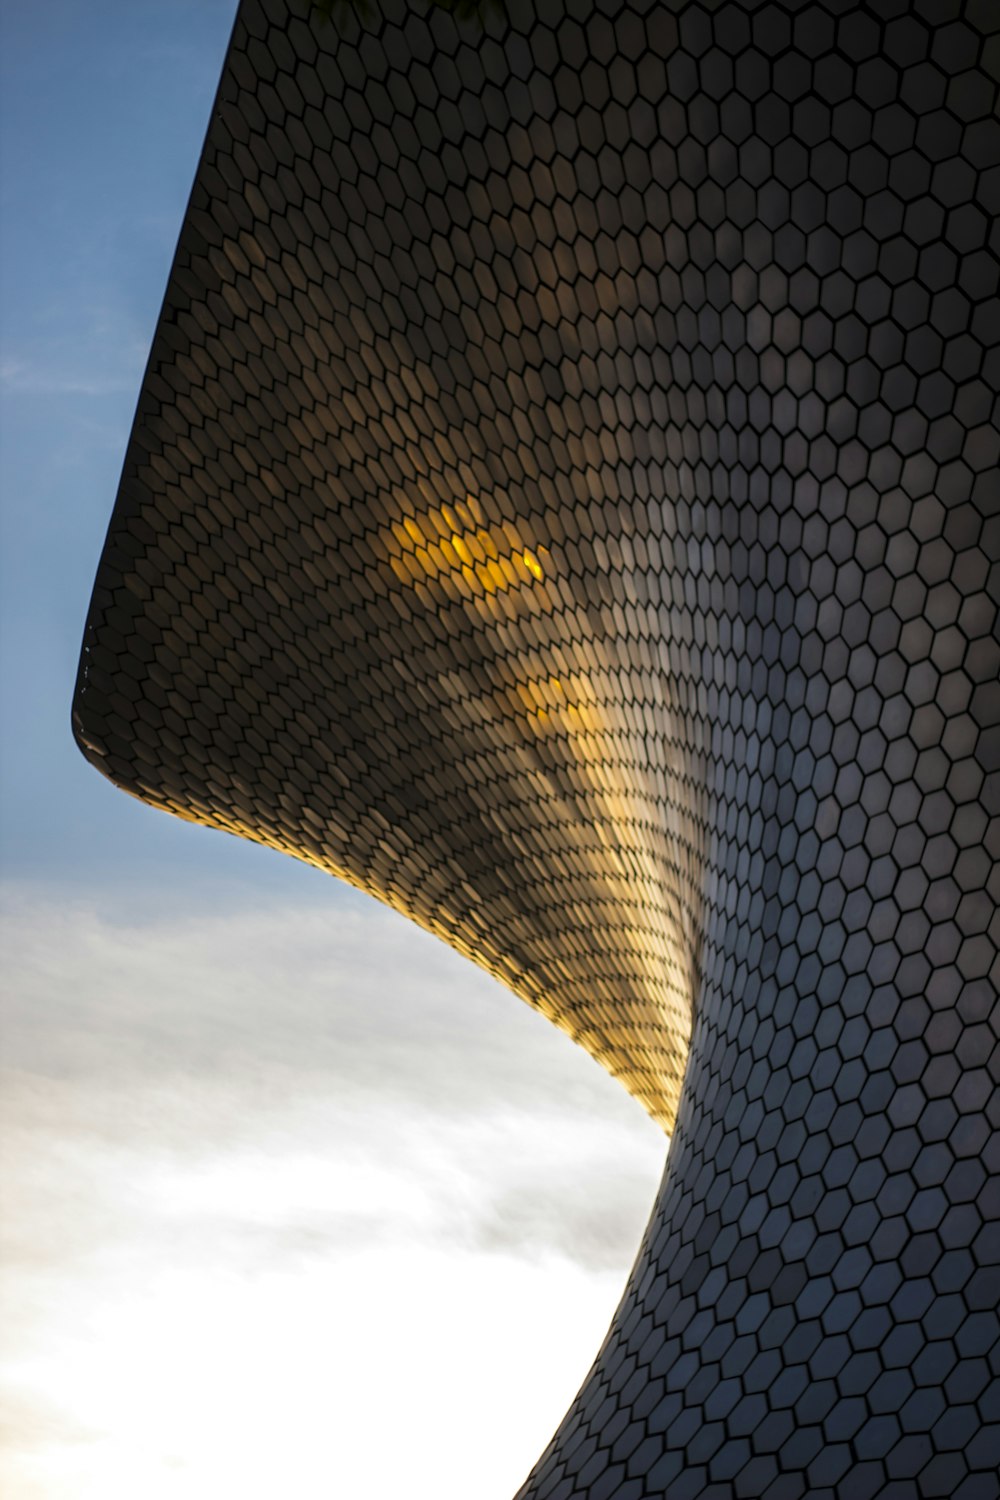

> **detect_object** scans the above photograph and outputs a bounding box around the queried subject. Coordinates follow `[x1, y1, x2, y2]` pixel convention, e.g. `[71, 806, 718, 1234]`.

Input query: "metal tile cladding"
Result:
[73, 2, 999, 1494]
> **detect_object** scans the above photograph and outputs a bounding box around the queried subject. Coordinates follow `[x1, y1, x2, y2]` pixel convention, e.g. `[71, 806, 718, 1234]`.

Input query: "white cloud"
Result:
[1, 888, 666, 1499]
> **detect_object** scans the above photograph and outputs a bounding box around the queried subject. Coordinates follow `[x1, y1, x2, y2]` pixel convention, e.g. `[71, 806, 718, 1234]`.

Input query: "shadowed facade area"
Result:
[74, 2, 999, 1495]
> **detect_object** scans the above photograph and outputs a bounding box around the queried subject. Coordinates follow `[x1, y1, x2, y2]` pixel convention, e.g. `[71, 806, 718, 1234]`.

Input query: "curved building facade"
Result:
[75, 3, 999, 1495]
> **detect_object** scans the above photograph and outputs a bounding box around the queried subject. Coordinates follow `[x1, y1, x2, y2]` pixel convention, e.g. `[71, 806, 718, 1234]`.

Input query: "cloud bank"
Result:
[1, 887, 666, 1499]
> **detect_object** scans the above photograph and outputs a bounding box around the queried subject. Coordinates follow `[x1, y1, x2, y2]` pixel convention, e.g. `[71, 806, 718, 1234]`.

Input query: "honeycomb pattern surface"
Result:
[74, 1, 999, 1494]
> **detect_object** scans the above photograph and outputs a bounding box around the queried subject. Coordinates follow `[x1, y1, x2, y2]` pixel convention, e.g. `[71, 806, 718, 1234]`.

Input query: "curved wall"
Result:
[75, 3, 999, 1494]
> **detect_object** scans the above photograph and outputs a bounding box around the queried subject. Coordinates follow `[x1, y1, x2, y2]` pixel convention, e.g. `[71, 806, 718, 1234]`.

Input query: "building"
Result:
[74, 2, 999, 1494]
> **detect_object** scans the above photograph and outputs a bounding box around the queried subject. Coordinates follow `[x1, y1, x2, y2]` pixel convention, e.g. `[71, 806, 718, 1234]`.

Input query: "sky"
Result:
[0, 4, 667, 1497]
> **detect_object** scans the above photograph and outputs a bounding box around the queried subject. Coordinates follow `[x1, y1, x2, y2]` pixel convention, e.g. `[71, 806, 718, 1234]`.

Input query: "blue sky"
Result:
[1, 0, 324, 903]
[0, 5, 665, 1496]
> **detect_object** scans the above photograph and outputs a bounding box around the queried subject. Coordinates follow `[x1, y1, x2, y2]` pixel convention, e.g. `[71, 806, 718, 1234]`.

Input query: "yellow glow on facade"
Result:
[384, 502, 547, 602]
